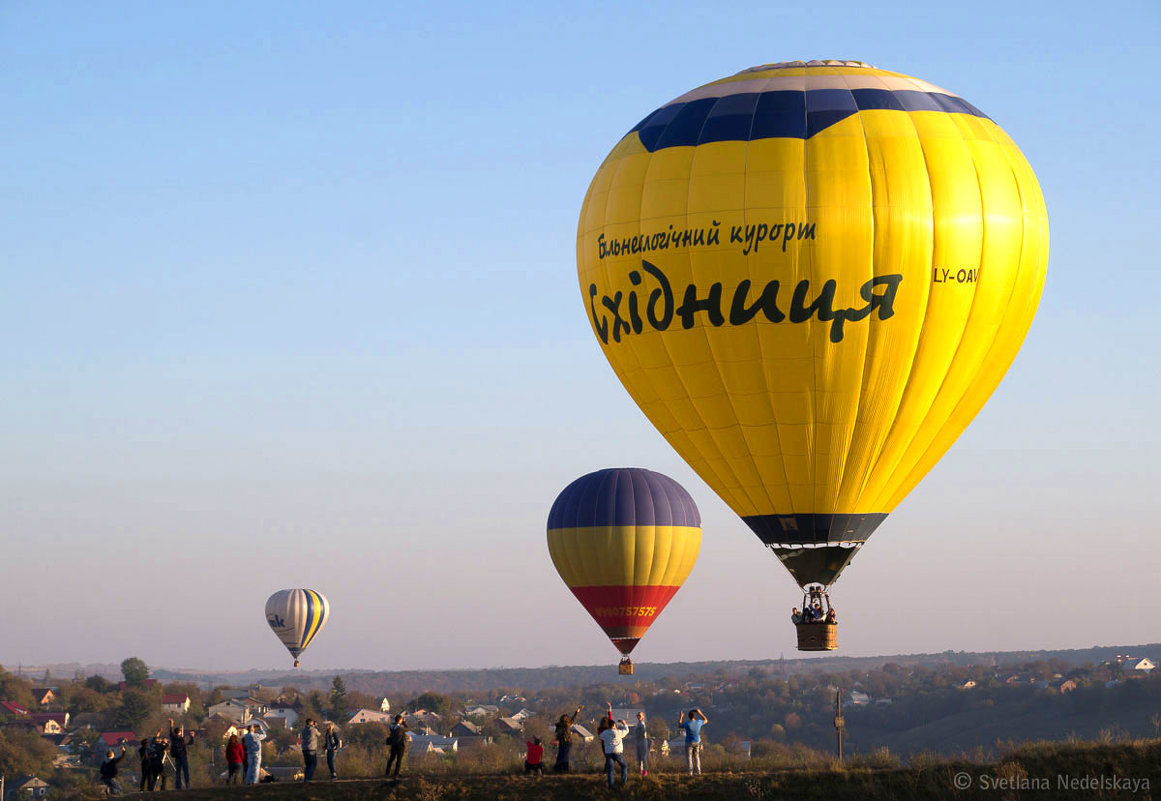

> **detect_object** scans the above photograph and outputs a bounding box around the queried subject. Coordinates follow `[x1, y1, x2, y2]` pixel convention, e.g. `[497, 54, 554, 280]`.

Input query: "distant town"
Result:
[1, 644, 1158, 797]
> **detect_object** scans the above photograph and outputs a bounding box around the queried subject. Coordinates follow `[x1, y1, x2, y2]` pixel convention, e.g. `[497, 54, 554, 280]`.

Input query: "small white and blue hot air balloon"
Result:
[265, 589, 330, 667]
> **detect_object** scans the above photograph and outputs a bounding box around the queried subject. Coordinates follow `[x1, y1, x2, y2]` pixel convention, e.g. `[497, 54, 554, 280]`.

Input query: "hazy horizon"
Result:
[2, 0, 1158, 673]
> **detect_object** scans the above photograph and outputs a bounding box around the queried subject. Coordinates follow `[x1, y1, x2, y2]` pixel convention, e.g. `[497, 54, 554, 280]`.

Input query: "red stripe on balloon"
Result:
[569, 585, 681, 650]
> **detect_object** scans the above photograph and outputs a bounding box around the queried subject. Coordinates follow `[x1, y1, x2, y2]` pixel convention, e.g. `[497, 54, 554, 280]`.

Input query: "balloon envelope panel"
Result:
[577, 61, 1048, 587]
[547, 468, 701, 655]
[265, 588, 330, 662]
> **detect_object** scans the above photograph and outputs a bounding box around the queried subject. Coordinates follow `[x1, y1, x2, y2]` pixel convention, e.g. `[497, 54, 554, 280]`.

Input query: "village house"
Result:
[347, 708, 393, 725]
[69, 712, 111, 731]
[265, 702, 301, 728]
[848, 690, 871, 706]
[161, 693, 191, 714]
[408, 733, 458, 756]
[216, 720, 270, 741]
[97, 731, 140, 751]
[0, 701, 30, 718]
[379, 698, 391, 713]
[496, 717, 523, 735]
[454, 733, 494, 751]
[462, 704, 500, 718]
[727, 739, 752, 758]
[1132, 658, 1156, 672]
[450, 721, 481, 738]
[569, 724, 595, 744]
[29, 688, 55, 706]
[206, 699, 250, 724]
[28, 713, 68, 735]
[405, 711, 442, 731]
[5, 775, 49, 799]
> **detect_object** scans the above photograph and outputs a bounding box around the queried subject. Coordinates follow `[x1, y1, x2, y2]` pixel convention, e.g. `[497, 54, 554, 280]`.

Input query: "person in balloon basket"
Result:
[225, 733, 245, 784]
[242, 723, 266, 785]
[300, 718, 322, 782]
[100, 746, 127, 795]
[791, 607, 804, 625]
[679, 709, 708, 776]
[168, 718, 195, 789]
[324, 721, 343, 780]
[552, 705, 583, 772]
[385, 715, 409, 779]
[524, 736, 545, 776]
[598, 717, 630, 788]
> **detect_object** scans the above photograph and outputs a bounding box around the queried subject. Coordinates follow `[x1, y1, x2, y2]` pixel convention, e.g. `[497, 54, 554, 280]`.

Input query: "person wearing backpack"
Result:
[324, 722, 343, 780]
[385, 715, 409, 779]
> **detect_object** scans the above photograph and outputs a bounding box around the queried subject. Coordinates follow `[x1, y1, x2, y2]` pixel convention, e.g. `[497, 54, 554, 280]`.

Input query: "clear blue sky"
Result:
[2, 0, 1158, 672]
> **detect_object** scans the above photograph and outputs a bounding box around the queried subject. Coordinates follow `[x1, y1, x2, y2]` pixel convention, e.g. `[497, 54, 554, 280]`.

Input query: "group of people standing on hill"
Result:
[293, 713, 409, 784]
[100, 704, 709, 793]
[99, 719, 194, 795]
[543, 704, 710, 789]
[223, 723, 266, 785]
[295, 718, 345, 782]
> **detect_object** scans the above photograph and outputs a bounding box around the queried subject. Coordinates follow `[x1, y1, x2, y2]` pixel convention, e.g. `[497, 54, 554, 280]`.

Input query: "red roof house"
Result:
[97, 731, 141, 749]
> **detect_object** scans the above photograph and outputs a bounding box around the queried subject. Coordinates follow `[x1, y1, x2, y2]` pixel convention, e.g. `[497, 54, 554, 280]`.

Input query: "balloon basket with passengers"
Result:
[568, 59, 1048, 655]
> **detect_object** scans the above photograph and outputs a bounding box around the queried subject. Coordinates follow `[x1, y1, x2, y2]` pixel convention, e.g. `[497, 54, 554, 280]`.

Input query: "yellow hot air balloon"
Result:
[577, 60, 1048, 650]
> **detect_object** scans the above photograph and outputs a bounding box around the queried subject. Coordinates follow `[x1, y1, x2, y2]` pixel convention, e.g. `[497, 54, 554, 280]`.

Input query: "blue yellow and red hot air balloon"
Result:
[576, 60, 1048, 650]
[547, 468, 701, 673]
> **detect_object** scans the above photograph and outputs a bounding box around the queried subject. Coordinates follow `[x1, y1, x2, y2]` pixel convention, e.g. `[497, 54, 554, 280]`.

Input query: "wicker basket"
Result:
[796, 623, 838, 651]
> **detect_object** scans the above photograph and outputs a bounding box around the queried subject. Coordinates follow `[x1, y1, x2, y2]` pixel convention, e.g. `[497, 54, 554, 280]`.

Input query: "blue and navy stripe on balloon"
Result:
[547, 467, 701, 530]
[631, 88, 989, 151]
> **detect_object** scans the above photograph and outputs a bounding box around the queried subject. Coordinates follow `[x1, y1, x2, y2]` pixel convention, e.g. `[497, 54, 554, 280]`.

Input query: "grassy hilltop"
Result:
[152, 740, 1159, 801]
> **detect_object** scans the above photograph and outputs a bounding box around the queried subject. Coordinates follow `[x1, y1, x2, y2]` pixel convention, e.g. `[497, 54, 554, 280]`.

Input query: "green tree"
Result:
[412, 691, 452, 716]
[330, 676, 350, 721]
[84, 674, 112, 693]
[0, 667, 34, 707]
[0, 728, 56, 777]
[120, 657, 150, 687]
[114, 689, 154, 730]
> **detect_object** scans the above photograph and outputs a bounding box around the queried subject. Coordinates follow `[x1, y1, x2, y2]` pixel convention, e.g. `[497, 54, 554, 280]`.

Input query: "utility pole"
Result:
[833, 690, 844, 762]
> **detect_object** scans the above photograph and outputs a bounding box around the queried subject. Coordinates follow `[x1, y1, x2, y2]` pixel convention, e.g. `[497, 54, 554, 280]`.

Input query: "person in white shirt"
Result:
[597, 717, 630, 788]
